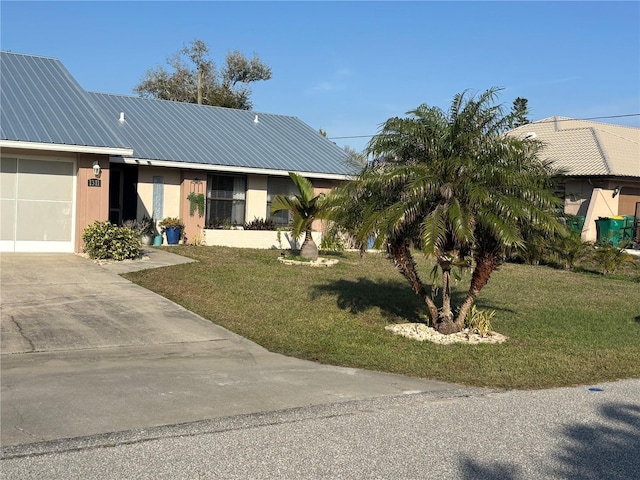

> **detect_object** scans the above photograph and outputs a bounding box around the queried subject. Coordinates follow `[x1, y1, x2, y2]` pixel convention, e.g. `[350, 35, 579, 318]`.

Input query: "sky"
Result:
[2, 1, 639, 152]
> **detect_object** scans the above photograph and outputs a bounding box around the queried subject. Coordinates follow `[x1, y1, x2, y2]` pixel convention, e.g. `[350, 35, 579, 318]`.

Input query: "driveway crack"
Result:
[10, 315, 35, 353]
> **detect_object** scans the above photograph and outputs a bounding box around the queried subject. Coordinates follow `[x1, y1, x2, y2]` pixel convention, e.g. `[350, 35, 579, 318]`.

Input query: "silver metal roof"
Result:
[0, 52, 130, 151]
[88, 92, 352, 176]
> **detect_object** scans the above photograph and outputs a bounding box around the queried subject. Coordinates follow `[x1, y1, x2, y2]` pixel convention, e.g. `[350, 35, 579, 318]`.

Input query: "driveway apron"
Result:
[1, 251, 471, 448]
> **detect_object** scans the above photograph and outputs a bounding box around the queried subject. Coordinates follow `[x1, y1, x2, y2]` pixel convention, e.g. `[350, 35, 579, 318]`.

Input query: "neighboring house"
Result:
[509, 117, 640, 242]
[1, 52, 352, 253]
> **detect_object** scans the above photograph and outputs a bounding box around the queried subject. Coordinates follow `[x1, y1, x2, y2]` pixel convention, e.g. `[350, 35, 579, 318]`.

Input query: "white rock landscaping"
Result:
[385, 323, 508, 345]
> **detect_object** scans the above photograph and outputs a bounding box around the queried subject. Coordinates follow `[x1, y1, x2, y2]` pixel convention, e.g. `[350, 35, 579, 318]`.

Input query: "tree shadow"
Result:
[459, 401, 640, 479]
[311, 277, 515, 324]
[310, 277, 430, 323]
[635, 315, 640, 324]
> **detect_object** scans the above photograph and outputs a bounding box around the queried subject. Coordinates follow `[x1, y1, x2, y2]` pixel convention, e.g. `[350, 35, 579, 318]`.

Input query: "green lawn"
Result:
[124, 246, 640, 389]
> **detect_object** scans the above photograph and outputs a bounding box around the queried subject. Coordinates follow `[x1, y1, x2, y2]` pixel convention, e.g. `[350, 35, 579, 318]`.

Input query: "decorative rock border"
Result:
[385, 323, 508, 345]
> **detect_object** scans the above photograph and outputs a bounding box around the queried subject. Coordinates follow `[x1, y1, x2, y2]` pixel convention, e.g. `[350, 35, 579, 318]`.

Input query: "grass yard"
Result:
[124, 246, 640, 390]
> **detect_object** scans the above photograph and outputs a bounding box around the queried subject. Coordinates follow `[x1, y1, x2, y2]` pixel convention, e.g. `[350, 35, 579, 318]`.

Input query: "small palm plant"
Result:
[270, 172, 327, 261]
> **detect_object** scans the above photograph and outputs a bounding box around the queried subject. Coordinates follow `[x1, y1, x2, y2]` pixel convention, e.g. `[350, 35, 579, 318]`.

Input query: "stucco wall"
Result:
[137, 166, 181, 222]
[564, 179, 592, 216]
[246, 174, 268, 222]
[582, 188, 620, 242]
[76, 154, 110, 252]
[202, 229, 321, 249]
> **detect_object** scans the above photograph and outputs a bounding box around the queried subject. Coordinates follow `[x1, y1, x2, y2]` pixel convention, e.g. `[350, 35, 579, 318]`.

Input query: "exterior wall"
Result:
[582, 188, 620, 242]
[137, 165, 181, 231]
[180, 170, 207, 243]
[134, 166, 345, 245]
[246, 174, 268, 222]
[563, 177, 640, 240]
[613, 184, 640, 216]
[564, 179, 593, 216]
[311, 178, 342, 232]
[202, 229, 322, 249]
[75, 154, 110, 252]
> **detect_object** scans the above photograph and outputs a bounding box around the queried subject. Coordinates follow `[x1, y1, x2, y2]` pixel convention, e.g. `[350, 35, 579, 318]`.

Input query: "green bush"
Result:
[82, 221, 141, 261]
[244, 217, 276, 230]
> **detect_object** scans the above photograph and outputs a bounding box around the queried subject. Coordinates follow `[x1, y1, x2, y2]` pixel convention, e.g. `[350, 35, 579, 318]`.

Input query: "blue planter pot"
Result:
[165, 226, 181, 245]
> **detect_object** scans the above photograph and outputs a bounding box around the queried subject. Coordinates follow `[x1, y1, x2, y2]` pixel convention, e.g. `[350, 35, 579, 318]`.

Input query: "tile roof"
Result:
[87, 92, 352, 177]
[0, 52, 131, 153]
[509, 116, 640, 177]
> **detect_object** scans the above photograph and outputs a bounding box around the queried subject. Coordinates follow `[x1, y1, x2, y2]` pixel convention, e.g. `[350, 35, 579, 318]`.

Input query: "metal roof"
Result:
[0, 52, 131, 154]
[509, 117, 640, 178]
[87, 92, 352, 176]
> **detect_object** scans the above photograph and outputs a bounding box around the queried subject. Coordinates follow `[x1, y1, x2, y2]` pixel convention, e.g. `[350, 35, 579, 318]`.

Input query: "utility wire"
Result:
[328, 113, 640, 141]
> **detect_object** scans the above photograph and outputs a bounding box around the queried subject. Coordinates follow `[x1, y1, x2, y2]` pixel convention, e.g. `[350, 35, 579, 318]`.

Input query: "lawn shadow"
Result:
[459, 401, 640, 479]
[635, 315, 640, 324]
[311, 277, 515, 324]
[310, 277, 429, 322]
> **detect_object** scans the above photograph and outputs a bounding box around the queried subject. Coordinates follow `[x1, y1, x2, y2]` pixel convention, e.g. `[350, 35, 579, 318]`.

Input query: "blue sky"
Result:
[2, 1, 639, 152]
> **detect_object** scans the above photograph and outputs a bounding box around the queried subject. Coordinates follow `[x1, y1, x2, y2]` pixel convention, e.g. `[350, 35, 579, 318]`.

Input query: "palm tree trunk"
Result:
[433, 257, 463, 334]
[387, 238, 439, 324]
[300, 229, 318, 260]
[454, 252, 501, 326]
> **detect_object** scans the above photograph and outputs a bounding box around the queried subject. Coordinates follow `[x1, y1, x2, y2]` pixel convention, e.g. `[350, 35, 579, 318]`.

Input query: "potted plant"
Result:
[123, 216, 155, 246]
[139, 215, 155, 245]
[159, 217, 185, 245]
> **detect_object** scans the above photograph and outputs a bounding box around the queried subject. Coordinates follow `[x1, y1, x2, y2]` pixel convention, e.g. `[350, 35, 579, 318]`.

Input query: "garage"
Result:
[1, 156, 76, 253]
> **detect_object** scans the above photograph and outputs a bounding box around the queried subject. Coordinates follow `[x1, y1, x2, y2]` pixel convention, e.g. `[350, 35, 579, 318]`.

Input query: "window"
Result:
[206, 174, 246, 227]
[267, 176, 297, 226]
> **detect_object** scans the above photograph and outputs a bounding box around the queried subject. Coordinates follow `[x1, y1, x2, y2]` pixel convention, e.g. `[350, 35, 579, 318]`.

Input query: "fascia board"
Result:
[0, 140, 133, 156]
[111, 157, 352, 180]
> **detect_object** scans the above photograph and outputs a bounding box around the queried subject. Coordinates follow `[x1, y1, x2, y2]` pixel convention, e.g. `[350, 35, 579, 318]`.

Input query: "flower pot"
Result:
[153, 235, 163, 246]
[165, 226, 181, 245]
[140, 234, 154, 246]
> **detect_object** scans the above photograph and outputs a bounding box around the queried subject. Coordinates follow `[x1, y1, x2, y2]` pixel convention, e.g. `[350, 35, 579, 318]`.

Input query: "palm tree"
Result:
[330, 88, 562, 334]
[271, 172, 327, 260]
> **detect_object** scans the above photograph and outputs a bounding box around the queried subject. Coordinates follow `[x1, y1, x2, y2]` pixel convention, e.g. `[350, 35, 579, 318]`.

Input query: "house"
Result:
[1, 52, 352, 253]
[509, 117, 640, 242]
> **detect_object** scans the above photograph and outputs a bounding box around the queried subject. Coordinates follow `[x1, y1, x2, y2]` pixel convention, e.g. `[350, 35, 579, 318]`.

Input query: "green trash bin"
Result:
[621, 215, 636, 241]
[595, 217, 625, 246]
[567, 216, 586, 234]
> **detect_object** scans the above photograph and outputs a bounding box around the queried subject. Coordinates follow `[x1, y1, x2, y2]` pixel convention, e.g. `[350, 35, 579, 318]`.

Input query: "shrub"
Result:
[82, 221, 141, 261]
[594, 242, 634, 275]
[158, 217, 185, 231]
[123, 216, 155, 237]
[244, 217, 276, 230]
[465, 305, 496, 337]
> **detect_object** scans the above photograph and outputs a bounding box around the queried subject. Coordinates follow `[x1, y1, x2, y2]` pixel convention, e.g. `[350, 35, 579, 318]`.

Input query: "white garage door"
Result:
[1, 156, 76, 252]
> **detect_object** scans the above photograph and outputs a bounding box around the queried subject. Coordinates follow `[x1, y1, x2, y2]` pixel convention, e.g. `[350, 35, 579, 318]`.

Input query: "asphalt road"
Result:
[2, 378, 639, 479]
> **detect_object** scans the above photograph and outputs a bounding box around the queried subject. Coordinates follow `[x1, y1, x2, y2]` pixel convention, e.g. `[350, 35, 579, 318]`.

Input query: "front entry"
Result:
[108, 163, 139, 225]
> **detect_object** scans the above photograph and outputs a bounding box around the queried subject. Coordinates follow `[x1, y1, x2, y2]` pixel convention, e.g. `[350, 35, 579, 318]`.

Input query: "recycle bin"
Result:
[621, 215, 636, 241]
[595, 216, 625, 246]
[567, 216, 585, 234]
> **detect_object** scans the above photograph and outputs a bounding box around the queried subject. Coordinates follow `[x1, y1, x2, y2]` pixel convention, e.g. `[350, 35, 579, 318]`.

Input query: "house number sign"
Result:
[88, 178, 101, 187]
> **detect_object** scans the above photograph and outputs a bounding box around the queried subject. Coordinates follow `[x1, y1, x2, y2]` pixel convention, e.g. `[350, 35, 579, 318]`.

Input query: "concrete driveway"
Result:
[1, 251, 475, 448]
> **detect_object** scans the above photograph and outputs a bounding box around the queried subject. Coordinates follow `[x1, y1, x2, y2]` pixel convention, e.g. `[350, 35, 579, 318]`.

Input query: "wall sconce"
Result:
[612, 186, 621, 198]
[92, 161, 101, 178]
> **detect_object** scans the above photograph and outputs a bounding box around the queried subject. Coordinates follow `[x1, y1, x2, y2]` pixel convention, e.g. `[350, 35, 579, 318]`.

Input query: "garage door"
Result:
[1, 156, 75, 252]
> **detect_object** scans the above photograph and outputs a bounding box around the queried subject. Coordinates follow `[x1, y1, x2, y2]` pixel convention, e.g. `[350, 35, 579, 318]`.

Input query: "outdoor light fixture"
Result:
[92, 161, 101, 178]
[612, 186, 621, 198]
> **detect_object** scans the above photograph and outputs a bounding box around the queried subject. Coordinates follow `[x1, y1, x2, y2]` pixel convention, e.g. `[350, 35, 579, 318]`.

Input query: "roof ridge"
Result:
[0, 51, 59, 61]
[87, 91, 298, 120]
[589, 128, 612, 175]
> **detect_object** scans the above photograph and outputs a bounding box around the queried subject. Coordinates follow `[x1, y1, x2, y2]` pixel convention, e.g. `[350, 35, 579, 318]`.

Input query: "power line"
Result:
[327, 113, 640, 141]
